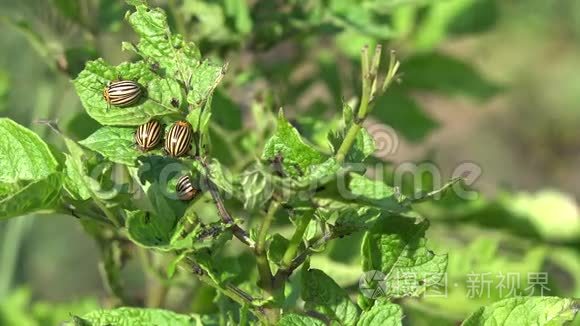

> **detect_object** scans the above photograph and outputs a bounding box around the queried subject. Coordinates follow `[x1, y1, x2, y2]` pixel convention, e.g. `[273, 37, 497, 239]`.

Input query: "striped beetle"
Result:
[176, 174, 200, 201]
[165, 120, 193, 157]
[103, 80, 143, 108]
[134, 119, 163, 152]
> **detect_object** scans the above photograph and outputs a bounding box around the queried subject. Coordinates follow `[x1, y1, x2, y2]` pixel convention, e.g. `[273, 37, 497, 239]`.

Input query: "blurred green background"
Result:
[0, 0, 579, 325]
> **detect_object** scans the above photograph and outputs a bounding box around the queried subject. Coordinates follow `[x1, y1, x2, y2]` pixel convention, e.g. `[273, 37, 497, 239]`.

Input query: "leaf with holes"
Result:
[73, 59, 182, 126]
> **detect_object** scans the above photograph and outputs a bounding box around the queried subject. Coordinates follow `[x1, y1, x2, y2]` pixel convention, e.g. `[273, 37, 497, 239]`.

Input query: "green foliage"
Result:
[356, 300, 403, 326]
[361, 215, 448, 298]
[302, 268, 360, 324]
[329, 103, 376, 162]
[0, 0, 577, 325]
[0, 288, 98, 326]
[277, 313, 325, 326]
[0, 119, 59, 183]
[79, 127, 142, 166]
[462, 297, 579, 326]
[73, 59, 182, 126]
[70, 307, 208, 326]
[402, 53, 501, 100]
[0, 119, 62, 219]
[262, 110, 326, 177]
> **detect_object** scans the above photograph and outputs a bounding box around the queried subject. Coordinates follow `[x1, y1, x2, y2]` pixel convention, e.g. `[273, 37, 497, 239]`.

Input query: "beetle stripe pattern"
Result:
[135, 120, 162, 152]
[165, 120, 193, 157]
[176, 175, 199, 201]
[104, 80, 142, 107]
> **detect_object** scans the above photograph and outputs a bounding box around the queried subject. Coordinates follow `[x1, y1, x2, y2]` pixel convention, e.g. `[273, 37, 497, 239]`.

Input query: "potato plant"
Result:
[0, 1, 578, 325]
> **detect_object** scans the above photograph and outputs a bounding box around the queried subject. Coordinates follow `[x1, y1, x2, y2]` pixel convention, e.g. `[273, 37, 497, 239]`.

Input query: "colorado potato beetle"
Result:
[103, 80, 142, 108]
[176, 174, 200, 201]
[165, 120, 193, 157]
[134, 119, 162, 152]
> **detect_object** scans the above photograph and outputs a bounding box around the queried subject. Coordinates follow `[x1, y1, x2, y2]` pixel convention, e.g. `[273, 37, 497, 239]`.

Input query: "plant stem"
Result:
[255, 200, 279, 291]
[0, 217, 32, 299]
[180, 257, 271, 324]
[200, 158, 255, 248]
[335, 47, 373, 165]
[335, 123, 362, 164]
[142, 250, 169, 308]
[335, 46, 400, 165]
[93, 198, 123, 228]
[274, 232, 334, 283]
[280, 211, 312, 269]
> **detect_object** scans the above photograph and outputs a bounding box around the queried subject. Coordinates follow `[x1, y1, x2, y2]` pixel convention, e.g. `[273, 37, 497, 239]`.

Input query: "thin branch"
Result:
[273, 232, 334, 286]
[280, 210, 312, 269]
[180, 257, 269, 324]
[335, 46, 400, 164]
[199, 158, 255, 248]
[255, 200, 279, 292]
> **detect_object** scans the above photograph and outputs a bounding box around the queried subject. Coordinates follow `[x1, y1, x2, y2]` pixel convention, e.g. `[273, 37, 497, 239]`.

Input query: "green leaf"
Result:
[462, 297, 579, 326]
[333, 206, 381, 237]
[63, 153, 91, 201]
[268, 233, 290, 264]
[126, 210, 173, 248]
[0, 173, 62, 220]
[402, 53, 501, 100]
[186, 93, 213, 139]
[126, 156, 194, 249]
[361, 215, 448, 298]
[79, 127, 141, 166]
[329, 1, 394, 39]
[357, 301, 403, 326]
[63, 138, 133, 205]
[190, 248, 238, 284]
[302, 268, 360, 325]
[310, 255, 362, 288]
[0, 118, 59, 183]
[262, 110, 325, 177]
[282, 158, 342, 198]
[448, 0, 499, 35]
[239, 163, 272, 211]
[501, 190, 580, 241]
[73, 59, 182, 126]
[126, 4, 225, 109]
[372, 89, 438, 143]
[126, 4, 201, 75]
[0, 119, 63, 219]
[277, 313, 325, 326]
[70, 307, 199, 325]
[186, 61, 226, 109]
[126, 203, 186, 250]
[349, 173, 404, 211]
